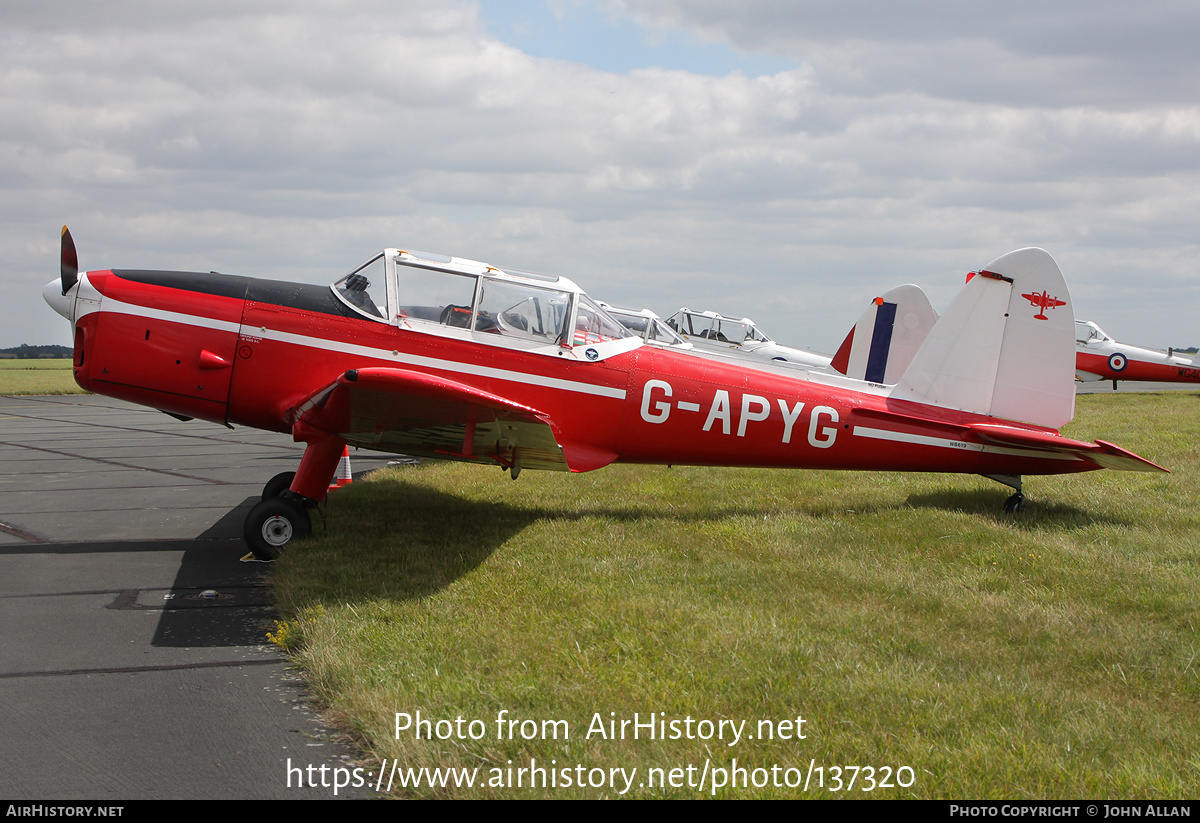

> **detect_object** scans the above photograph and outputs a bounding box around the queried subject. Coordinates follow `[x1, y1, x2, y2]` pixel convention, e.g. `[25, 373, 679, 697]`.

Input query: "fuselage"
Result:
[1076, 346, 1200, 383]
[1075, 320, 1200, 383]
[56, 266, 1103, 480]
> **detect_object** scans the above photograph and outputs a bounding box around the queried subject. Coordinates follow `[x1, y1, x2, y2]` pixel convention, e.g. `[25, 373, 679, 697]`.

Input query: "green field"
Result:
[272, 392, 1198, 798]
[0, 359, 84, 395]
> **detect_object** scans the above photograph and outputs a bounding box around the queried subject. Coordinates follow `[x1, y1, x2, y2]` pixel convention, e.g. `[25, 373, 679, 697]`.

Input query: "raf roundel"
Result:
[1108, 352, 1128, 372]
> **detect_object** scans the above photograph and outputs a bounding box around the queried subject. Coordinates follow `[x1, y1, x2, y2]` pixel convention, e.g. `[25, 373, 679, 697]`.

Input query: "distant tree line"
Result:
[0, 344, 73, 359]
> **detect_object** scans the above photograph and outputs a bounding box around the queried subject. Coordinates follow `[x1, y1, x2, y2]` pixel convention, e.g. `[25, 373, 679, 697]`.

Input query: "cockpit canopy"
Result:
[665, 308, 771, 345]
[333, 248, 632, 349]
[599, 303, 690, 347]
[1075, 320, 1112, 346]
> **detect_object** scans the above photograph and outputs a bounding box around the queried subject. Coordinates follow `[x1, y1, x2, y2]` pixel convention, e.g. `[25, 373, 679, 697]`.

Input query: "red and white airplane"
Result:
[44, 228, 1165, 558]
[1075, 320, 1200, 388]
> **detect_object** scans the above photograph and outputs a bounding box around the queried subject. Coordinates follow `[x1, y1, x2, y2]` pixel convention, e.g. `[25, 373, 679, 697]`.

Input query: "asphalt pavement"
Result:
[0, 394, 394, 800]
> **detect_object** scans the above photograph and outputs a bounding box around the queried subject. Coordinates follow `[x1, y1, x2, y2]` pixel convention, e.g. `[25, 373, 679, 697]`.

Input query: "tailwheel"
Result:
[983, 474, 1025, 514]
[261, 471, 297, 500]
[244, 496, 311, 561]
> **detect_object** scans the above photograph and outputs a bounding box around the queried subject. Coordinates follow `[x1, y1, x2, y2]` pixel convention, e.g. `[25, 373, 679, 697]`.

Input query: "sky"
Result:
[3, 0, 1199, 353]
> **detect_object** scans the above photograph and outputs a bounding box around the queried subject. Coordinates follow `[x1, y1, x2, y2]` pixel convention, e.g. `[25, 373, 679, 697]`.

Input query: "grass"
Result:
[0, 359, 85, 395]
[271, 392, 1200, 798]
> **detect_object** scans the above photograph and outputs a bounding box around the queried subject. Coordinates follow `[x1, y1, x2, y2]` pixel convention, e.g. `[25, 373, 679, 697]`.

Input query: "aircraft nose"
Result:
[43, 277, 73, 321]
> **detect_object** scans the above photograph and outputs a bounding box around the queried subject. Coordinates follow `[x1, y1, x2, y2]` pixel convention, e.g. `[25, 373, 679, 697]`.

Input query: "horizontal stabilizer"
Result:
[1087, 440, 1169, 473]
[853, 408, 1166, 473]
[965, 423, 1076, 449]
[965, 424, 1166, 472]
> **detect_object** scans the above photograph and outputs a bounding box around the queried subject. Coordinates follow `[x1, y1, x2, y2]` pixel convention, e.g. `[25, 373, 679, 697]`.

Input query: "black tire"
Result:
[261, 471, 297, 500]
[1003, 493, 1026, 514]
[244, 497, 311, 561]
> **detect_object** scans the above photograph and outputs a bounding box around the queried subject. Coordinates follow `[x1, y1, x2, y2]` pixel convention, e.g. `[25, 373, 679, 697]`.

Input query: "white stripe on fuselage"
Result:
[852, 426, 1080, 462]
[105, 297, 242, 334]
[101, 297, 628, 401]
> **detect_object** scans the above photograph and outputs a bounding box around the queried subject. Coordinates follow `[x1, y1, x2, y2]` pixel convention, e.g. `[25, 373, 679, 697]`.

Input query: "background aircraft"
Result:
[1074, 320, 1200, 388]
[664, 308, 833, 369]
[45, 229, 1163, 558]
[596, 303, 691, 349]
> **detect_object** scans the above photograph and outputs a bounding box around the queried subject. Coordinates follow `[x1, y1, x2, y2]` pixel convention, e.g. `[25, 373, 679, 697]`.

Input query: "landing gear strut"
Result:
[984, 474, 1026, 514]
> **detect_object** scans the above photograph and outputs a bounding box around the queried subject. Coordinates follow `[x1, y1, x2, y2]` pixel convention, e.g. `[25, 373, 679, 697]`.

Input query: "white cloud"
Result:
[608, 0, 1200, 106]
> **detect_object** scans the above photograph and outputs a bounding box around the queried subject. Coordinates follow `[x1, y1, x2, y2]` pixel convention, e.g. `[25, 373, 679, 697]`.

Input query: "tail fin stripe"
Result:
[865, 301, 897, 383]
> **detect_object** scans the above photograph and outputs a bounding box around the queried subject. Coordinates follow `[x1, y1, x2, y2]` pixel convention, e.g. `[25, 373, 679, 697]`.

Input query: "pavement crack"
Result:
[0, 658, 285, 679]
[0, 519, 48, 543]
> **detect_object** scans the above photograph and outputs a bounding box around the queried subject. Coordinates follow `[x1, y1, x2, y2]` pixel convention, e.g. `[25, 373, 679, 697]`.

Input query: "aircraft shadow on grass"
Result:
[290, 476, 865, 602]
[902, 488, 1129, 529]
[290, 476, 1132, 605]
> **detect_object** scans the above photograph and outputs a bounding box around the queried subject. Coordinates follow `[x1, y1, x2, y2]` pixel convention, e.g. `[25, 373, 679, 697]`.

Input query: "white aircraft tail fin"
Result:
[830, 285, 939, 384]
[891, 248, 1076, 429]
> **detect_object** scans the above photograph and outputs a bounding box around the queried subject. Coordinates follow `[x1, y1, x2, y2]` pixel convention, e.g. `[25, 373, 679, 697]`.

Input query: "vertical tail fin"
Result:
[890, 248, 1076, 429]
[830, 285, 939, 384]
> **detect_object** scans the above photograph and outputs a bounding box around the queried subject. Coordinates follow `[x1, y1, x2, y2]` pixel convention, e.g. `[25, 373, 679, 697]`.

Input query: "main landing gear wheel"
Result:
[244, 497, 311, 561]
[261, 471, 297, 500]
[1003, 493, 1026, 514]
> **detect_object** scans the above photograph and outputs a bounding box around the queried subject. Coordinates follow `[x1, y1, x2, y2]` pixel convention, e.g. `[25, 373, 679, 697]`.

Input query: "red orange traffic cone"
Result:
[329, 446, 352, 490]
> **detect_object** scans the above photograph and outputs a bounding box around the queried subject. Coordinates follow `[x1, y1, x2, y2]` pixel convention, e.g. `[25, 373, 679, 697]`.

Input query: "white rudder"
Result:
[890, 248, 1076, 429]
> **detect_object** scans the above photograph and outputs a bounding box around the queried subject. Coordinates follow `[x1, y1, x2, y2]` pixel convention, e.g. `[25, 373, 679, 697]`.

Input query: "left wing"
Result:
[291, 367, 617, 473]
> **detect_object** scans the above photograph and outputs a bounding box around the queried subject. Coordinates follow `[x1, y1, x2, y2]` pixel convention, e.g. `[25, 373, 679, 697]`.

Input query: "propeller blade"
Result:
[60, 225, 78, 295]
